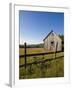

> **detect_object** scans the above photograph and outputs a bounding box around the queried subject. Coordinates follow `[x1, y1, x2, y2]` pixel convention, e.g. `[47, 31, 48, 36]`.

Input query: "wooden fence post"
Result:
[24, 42, 27, 69]
[55, 42, 58, 76]
[55, 42, 58, 59]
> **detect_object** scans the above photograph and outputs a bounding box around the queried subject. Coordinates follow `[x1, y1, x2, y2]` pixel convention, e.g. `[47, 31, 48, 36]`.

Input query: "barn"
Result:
[43, 30, 62, 51]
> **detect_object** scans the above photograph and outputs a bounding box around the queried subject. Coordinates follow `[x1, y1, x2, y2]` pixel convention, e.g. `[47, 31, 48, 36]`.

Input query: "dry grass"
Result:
[19, 47, 56, 55]
[19, 48, 45, 55]
[19, 47, 64, 79]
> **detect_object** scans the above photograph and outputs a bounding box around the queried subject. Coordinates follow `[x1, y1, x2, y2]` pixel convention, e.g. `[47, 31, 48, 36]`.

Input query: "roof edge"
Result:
[43, 30, 53, 41]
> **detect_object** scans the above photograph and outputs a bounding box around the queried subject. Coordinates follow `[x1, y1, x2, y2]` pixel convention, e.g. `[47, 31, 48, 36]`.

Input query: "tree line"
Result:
[59, 34, 64, 51]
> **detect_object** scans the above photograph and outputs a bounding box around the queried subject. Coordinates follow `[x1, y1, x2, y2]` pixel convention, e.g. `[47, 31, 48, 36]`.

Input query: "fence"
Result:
[19, 42, 64, 69]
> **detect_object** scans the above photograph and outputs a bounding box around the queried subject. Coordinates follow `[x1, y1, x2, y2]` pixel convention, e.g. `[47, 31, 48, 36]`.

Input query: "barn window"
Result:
[51, 41, 54, 46]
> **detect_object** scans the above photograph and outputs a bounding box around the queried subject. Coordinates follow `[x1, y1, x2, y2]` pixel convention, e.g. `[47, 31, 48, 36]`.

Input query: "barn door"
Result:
[50, 41, 55, 51]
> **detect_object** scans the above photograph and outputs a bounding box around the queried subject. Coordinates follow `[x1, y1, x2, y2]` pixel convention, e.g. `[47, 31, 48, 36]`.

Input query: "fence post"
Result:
[24, 42, 27, 69]
[55, 42, 58, 59]
[55, 42, 58, 77]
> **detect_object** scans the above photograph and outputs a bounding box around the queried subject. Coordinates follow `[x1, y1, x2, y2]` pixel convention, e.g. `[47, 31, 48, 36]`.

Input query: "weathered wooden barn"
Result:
[43, 30, 62, 51]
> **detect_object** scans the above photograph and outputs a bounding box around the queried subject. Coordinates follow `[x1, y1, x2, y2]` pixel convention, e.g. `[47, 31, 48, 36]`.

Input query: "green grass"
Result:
[19, 48, 64, 79]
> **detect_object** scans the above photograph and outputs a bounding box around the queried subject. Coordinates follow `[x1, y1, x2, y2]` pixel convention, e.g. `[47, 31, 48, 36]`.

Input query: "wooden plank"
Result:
[20, 55, 64, 68]
[20, 51, 63, 58]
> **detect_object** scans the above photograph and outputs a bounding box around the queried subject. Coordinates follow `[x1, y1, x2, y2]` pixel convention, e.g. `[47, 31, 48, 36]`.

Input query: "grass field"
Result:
[19, 48, 64, 79]
[20, 48, 47, 55]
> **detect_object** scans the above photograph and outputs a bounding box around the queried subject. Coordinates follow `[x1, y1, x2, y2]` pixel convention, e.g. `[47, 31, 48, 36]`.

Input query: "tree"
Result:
[59, 34, 64, 51]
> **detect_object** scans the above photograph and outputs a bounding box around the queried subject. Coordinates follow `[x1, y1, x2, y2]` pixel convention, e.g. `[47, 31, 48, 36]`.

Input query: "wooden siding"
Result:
[44, 32, 62, 51]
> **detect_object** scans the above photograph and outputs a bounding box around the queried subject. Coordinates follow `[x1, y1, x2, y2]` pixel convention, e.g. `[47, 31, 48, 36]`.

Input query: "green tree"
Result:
[59, 34, 64, 51]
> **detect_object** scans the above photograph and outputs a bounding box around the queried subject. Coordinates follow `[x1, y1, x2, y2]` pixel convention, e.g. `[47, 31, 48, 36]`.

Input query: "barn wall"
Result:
[47, 33, 55, 51]
[54, 34, 62, 51]
[44, 32, 62, 51]
[44, 38, 48, 50]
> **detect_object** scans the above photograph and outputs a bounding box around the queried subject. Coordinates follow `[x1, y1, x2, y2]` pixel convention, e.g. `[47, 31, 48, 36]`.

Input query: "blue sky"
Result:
[19, 10, 64, 45]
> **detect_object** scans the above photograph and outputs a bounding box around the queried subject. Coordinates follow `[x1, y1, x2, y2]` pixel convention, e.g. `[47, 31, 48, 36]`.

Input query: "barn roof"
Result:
[43, 30, 53, 41]
[43, 30, 62, 41]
